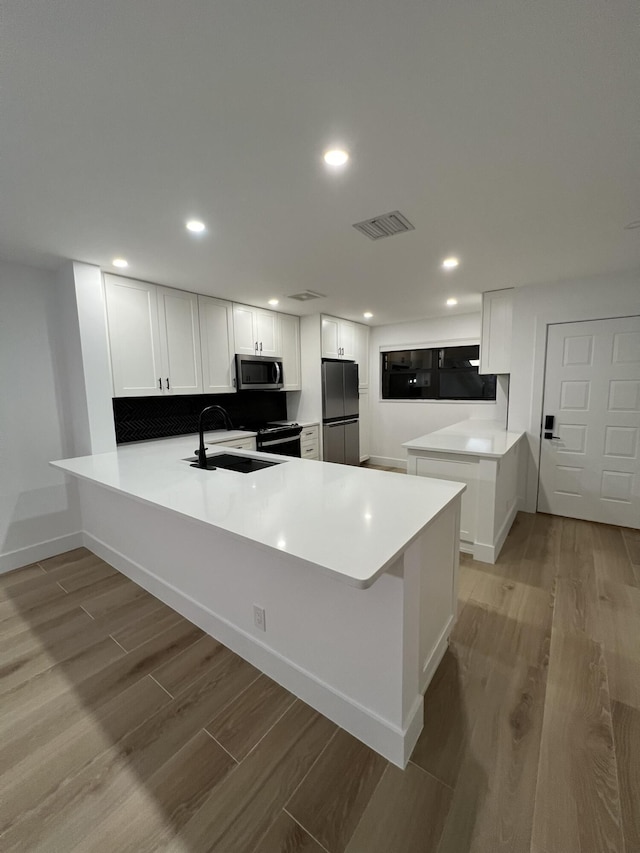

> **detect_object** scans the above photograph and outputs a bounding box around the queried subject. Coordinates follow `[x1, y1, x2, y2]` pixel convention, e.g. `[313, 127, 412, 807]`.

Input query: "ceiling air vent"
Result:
[353, 210, 415, 241]
[287, 290, 326, 301]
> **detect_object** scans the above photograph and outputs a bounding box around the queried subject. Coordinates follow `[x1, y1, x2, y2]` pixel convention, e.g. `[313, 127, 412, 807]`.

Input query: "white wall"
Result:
[369, 313, 507, 466]
[0, 259, 82, 572]
[509, 268, 640, 512]
[56, 262, 116, 456]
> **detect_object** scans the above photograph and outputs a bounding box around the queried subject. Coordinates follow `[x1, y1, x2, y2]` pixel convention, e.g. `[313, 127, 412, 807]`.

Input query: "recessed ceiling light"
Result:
[268, 299, 279, 306]
[112, 258, 128, 268]
[442, 257, 460, 270]
[186, 220, 206, 233]
[363, 312, 373, 319]
[446, 298, 458, 306]
[624, 220, 640, 230]
[323, 149, 349, 166]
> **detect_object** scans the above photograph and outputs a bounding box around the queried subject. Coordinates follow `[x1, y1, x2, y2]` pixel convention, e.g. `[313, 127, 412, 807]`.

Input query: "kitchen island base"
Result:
[77, 479, 460, 768]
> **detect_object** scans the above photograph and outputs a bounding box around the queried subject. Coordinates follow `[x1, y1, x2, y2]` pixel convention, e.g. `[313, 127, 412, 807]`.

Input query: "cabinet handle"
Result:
[259, 342, 263, 353]
[158, 378, 162, 390]
[255, 342, 259, 353]
[166, 377, 170, 390]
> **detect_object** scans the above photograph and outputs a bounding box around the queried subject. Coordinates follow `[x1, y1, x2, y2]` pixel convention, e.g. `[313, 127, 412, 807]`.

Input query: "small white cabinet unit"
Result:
[300, 423, 320, 460]
[105, 275, 202, 397]
[198, 296, 236, 394]
[479, 288, 513, 374]
[233, 304, 281, 357]
[359, 389, 370, 462]
[279, 313, 301, 391]
[207, 433, 257, 451]
[321, 315, 355, 360]
[353, 322, 370, 388]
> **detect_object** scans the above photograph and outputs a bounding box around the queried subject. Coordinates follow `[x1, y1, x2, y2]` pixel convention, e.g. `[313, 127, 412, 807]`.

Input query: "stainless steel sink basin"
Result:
[185, 453, 284, 473]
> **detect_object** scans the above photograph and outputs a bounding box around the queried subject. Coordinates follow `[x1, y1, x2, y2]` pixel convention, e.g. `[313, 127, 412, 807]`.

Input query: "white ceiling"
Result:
[1, 0, 639, 325]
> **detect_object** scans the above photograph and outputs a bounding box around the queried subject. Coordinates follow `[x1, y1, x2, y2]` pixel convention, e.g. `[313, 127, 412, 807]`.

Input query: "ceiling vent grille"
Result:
[287, 290, 326, 301]
[353, 210, 415, 241]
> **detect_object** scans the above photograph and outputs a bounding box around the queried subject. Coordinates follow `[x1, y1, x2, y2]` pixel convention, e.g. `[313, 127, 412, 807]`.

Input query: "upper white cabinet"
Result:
[321, 315, 355, 360]
[279, 313, 301, 391]
[233, 304, 281, 357]
[198, 295, 236, 394]
[105, 275, 202, 397]
[479, 288, 513, 375]
[353, 323, 370, 389]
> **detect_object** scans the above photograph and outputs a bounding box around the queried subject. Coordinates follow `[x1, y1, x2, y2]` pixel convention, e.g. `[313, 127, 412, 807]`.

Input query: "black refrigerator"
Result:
[322, 361, 360, 465]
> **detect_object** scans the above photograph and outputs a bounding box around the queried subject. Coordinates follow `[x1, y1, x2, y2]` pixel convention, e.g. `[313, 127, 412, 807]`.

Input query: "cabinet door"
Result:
[233, 305, 258, 355]
[353, 322, 369, 388]
[321, 316, 340, 359]
[104, 274, 163, 397]
[158, 287, 203, 395]
[279, 313, 301, 391]
[339, 321, 355, 360]
[359, 389, 370, 462]
[199, 295, 236, 394]
[480, 289, 513, 374]
[255, 309, 281, 356]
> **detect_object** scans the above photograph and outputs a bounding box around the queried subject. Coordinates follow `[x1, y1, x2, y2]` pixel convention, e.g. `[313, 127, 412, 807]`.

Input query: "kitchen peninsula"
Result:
[52, 435, 464, 767]
[404, 419, 525, 563]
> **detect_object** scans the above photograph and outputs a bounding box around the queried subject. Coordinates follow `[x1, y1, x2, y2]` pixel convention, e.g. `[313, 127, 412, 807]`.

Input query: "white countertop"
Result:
[403, 419, 525, 458]
[51, 434, 464, 589]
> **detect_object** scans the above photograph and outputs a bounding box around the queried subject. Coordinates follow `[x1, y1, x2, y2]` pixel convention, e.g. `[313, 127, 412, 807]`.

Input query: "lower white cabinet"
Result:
[206, 434, 257, 451]
[198, 296, 236, 394]
[105, 275, 202, 397]
[300, 424, 320, 460]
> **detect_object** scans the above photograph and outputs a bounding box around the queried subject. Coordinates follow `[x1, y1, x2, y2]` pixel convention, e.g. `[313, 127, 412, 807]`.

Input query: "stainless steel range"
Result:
[252, 422, 303, 457]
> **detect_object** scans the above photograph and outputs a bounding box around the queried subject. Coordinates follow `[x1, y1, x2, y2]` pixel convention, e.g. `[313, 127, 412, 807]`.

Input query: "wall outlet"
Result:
[253, 605, 266, 632]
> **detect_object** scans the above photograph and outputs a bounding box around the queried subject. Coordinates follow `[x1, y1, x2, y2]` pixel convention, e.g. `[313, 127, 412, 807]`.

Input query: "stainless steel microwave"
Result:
[235, 354, 284, 390]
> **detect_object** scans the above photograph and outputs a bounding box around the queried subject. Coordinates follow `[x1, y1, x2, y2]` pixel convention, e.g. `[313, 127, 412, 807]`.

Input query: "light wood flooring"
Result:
[0, 514, 639, 852]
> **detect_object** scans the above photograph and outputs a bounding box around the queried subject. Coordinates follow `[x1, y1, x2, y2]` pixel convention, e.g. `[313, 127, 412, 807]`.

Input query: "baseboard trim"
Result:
[84, 532, 419, 768]
[472, 498, 520, 564]
[367, 455, 407, 470]
[0, 532, 84, 575]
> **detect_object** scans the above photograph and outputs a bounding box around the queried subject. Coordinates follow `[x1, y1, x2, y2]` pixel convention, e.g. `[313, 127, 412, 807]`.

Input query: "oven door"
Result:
[257, 434, 302, 457]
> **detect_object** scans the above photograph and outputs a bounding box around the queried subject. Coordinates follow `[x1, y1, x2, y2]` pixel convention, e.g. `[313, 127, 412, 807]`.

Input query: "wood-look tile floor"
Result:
[1, 515, 639, 852]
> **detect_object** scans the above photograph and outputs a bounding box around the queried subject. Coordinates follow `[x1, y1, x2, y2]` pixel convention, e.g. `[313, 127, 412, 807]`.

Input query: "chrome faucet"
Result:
[195, 405, 234, 469]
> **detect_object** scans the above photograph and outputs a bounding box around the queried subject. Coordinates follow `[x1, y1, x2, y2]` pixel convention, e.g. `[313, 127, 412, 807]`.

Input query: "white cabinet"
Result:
[300, 424, 320, 460]
[321, 315, 355, 360]
[198, 296, 236, 394]
[479, 288, 513, 374]
[353, 323, 370, 389]
[105, 275, 202, 397]
[359, 389, 370, 462]
[233, 304, 281, 357]
[279, 313, 301, 391]
[206, 434, 257, 451]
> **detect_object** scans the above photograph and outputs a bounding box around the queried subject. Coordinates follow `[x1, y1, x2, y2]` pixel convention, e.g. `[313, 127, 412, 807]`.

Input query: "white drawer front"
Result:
[301, 425, 319, 441]
[301, 444, 319, 460]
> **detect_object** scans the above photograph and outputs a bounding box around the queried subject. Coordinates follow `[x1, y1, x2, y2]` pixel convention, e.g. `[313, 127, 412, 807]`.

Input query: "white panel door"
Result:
[353, 322, 370, 389]
[198, 295, 236, 394]
[279, 313, 301, 391]
[538, 317, 640, 527]
[339, 320, 355, 360]
[255, 309, 281, 357]
[233, 305, 258, 355]
[104, 275, 163, 397]
[158, 287, 203, 394]
[321, 316, 340, 359]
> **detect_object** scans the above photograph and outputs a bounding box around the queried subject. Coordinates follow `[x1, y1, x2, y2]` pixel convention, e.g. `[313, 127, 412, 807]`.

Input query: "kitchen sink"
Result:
[185, 453, 284, 473]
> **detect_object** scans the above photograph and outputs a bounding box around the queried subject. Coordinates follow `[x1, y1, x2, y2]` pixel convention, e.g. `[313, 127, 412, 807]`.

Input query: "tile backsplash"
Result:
[113, 392, 288, 443]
